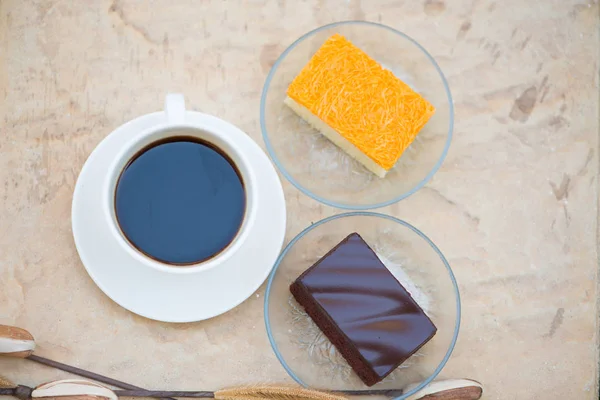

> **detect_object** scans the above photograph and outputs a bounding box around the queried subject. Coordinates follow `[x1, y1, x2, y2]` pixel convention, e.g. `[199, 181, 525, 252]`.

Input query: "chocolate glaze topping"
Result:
[291, 232, 437, 386]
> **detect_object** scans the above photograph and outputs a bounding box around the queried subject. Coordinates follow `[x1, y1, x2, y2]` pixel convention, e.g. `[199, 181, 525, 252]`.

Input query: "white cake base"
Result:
[284, 96, 388, 178]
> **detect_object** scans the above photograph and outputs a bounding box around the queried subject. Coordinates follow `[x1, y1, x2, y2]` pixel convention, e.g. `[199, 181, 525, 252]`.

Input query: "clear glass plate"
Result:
[264, 212, 460, 399]
[260, 21, 453, 210]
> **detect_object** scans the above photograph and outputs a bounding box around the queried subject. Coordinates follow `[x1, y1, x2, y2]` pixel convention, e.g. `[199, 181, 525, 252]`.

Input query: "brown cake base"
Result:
[290, 281, 381, 386]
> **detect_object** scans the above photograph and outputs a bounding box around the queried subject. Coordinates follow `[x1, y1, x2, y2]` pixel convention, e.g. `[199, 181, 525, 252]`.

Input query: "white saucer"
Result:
[72, 109, 286, 323]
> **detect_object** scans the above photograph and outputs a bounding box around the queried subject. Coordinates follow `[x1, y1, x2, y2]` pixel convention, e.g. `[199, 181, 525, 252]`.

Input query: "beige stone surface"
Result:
[0, 0, 598, 399]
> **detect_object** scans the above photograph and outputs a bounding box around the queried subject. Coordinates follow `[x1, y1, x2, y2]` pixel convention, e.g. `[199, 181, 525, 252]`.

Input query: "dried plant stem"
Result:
[0, 385, 406, 399]
[28, 355, 138, 390]
[26, 355, 176, 400]
[334, 389, 404, 397]
[0, 376, 15, 388]
[114, 387, 404, 398]
[115, 390, 214, 398]
[0, 374, 405, 399]
[215, 386, 345, 400]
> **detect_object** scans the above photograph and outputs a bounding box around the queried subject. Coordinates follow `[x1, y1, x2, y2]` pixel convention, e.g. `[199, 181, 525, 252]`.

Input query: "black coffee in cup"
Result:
[114, 135, 245, 265]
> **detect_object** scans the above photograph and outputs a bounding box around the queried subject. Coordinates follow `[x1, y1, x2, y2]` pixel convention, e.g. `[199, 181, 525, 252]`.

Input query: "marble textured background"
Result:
[0, 0, 598, 399]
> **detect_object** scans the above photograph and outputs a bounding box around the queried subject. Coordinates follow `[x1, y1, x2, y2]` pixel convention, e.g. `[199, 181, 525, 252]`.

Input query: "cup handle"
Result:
[165, 93, 186, 124]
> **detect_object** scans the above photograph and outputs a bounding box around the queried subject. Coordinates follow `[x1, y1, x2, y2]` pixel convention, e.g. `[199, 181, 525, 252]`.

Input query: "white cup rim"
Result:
[102, 100, 258, 275]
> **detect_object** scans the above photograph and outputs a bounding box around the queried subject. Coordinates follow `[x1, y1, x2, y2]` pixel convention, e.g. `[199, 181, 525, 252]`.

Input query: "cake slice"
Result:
[290, 233, 437, 387]
[285, 34, 435, 178]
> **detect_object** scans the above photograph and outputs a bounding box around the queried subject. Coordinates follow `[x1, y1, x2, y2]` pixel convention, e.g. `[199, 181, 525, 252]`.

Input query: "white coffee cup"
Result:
[102, 94, 258, 274]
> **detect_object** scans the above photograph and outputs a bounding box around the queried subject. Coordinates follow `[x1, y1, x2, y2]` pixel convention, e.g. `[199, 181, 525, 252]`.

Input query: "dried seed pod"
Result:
[215, 386, 347, 400]
[32, 380, 118, 400]
[405, 379, 483, 400]
[0, 325, 36, 358]
[0, 375, 15, 388]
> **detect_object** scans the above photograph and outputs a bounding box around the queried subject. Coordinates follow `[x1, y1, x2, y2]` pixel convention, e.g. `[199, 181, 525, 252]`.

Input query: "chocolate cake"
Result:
[290, 232, 437, 387]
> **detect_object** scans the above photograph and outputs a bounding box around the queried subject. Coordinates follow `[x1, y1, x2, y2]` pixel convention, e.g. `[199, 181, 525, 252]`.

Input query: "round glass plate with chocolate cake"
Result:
[264, 212, 460, 399]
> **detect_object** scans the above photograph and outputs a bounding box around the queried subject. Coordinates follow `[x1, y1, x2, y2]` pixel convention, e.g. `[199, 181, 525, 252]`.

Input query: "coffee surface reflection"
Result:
[115, 135, 246, 265]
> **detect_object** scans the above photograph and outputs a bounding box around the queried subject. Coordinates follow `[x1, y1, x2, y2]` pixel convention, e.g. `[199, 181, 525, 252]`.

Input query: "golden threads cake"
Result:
[285, 34, 435, 178]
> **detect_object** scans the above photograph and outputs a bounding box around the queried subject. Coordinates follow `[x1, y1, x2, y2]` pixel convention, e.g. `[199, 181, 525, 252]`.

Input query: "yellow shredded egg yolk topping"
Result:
[287, 34, 436, 171]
